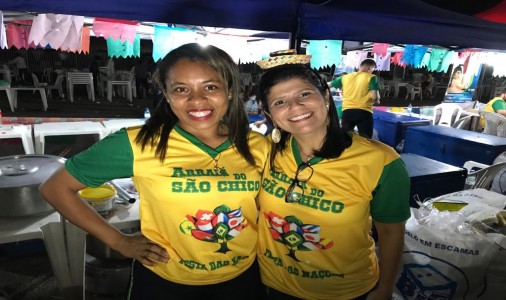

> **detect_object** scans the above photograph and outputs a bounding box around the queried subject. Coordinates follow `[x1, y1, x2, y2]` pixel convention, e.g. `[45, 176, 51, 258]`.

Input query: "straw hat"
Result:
[257, 49, 311, 69]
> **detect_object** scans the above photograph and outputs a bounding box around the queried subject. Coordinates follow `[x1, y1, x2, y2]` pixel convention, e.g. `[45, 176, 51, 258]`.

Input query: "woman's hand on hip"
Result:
[114, 232, 169, 266]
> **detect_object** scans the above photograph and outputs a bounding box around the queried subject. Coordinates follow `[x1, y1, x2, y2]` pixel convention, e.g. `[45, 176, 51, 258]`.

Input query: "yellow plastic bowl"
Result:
[78, 185, 117, 215]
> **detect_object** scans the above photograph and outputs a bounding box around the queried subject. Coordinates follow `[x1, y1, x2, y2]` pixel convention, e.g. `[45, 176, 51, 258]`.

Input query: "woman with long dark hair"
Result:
[40, 43, 269, 299]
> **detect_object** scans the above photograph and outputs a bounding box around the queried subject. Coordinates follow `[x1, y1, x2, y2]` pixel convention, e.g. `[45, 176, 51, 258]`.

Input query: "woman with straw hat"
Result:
[255, 55, 410, 299]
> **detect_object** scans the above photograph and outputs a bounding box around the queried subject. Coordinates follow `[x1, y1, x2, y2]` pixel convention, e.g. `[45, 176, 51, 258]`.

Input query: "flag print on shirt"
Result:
[179, 205, 248, 253]
[264, 211, 333, 262]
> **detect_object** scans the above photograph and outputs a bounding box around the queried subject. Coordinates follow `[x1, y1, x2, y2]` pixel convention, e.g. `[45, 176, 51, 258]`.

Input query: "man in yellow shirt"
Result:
[484, 89, 506, 117]
[329, 59, 380, 138]
[480, 88, 506, 129]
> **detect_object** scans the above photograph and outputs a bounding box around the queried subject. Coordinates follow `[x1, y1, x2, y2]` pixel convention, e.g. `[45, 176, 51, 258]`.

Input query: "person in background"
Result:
[135, 56, 150, 99]
[89, 55, 101, 89]
[329, 58, 380, 138]
[421, 72, 434, 99]
[256, 63, 410, 300]
[244, 84, 260, 116]
[480, 88, 506, 129]
[8, 52, 28, 84]
[40, 43, 269, 299]
[448, 66, 467, 93]
[484, 88, 506, 117]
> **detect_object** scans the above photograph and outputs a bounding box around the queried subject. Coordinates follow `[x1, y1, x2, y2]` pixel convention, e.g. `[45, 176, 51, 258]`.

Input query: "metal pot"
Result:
[86, 227, 139, 260]
[0, 154, 65, 217]
[85, 255, 132, 295]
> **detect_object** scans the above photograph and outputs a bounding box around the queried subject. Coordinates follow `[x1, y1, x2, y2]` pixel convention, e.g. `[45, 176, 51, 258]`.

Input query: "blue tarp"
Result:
[2, 0, 506, 50]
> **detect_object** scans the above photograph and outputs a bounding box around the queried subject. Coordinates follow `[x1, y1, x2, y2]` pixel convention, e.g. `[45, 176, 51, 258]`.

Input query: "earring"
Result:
[271, 127, 281, 143]
[326, 103, 330, 110]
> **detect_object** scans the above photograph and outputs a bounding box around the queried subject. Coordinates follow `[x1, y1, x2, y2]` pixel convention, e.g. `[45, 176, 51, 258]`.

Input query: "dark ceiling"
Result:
[422, 0, 503, 15]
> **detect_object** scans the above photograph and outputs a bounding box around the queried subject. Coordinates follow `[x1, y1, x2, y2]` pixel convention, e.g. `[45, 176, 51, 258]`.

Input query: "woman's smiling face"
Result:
[267, 77, 329, 137]
[164, 58, 229, 138]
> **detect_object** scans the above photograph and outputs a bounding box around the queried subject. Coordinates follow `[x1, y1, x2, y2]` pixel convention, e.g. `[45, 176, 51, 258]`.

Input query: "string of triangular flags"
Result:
[0, 12, 142, 56]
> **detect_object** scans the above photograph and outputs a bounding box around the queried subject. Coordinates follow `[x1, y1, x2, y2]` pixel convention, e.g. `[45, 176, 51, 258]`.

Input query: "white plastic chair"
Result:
[378, 78, 391, 98]
[483, 112, 506, 137]
[249, 123, 268, 135]
[107, 67, 136, 102]
[463, 161, 506, 189]
[432, 103, 463, 127]
[67, 72, 95, 102]
[46, 74, 65, 99]
[32, 73, 48, 89]
[451, 115, 472, 130]
[405, 83, 422, 102]
[98, 59, 115, 97]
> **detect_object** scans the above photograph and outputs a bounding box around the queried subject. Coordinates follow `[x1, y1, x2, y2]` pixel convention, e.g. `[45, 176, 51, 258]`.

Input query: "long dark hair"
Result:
[135, 43, 254, 165]
[257, 64, 351, 168]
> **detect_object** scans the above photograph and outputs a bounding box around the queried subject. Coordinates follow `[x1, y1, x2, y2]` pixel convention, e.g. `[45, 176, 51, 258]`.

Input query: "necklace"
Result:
[212, 153, 222, 172]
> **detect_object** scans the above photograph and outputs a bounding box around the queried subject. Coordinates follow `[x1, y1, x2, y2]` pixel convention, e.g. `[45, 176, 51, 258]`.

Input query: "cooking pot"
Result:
[85, 255, 132, 295]
[0, 154, 65, 217]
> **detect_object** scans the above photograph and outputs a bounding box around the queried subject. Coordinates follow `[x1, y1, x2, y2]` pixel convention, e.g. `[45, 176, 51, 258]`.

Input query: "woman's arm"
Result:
[40, 167, 168, 266]
[368, 221, 405, 300]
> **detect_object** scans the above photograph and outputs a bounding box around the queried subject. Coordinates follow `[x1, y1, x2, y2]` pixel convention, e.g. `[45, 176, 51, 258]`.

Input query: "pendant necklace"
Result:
[212, 153, 222, 172]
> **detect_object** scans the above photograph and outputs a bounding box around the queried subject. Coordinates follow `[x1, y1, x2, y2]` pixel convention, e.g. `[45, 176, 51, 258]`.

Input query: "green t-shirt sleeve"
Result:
[370, 158, 411, 223]
[65, 128, 134, 187]
[492, 99, 506, 111]
[369, 76, 380, 91]
[330, 76, 343, 89]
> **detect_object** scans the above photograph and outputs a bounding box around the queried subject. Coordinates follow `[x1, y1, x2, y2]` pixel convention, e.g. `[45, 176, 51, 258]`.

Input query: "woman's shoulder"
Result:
[347, 133, 399, 161]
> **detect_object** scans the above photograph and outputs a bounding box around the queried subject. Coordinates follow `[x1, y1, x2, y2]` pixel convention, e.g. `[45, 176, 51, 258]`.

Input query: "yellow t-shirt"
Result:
[332, 72, 379, 113]
[67, 126, 269, 285]
[257, 134, 410, 299]
[480, 97, 506, 128]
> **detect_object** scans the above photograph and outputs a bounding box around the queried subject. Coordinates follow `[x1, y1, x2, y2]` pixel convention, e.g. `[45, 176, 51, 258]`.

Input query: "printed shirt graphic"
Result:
[66, 126, 269, 285]
[257, 134, 410, 300]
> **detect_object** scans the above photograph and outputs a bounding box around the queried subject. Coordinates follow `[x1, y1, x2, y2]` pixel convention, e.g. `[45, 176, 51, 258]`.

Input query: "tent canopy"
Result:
[3, 0, 506, 50]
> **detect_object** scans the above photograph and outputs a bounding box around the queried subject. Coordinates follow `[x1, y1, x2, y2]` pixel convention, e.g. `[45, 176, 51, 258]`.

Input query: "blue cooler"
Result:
[404, 125, 506, 167]
[373, 110, 431, 148]
[401, 153, 467, 207]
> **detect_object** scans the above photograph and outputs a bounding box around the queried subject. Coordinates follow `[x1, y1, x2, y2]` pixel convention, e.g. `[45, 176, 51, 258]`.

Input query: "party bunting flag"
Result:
[6, 20, 32, 49]
[374, 53, 391, 71]
[153, 25, 197, 61]
[80, 27, 90, 53]
[344, 50, 368, 69]
[307, 40, 342, 69]
[106, 34, 140, 58]
[28, 14, 84, 51]
[0, 11, 7, 49]
[93, 18, 138, 44]
[372, 42, 389, 57]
